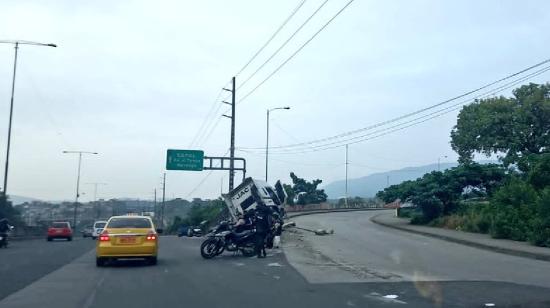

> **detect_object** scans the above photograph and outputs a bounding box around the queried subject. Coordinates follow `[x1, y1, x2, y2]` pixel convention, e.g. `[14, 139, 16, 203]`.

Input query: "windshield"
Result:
[106, 218, 151, 229]
[94, 222, 106, 228]
[51, 223, 69, 228]
[1, 1, 549, 307]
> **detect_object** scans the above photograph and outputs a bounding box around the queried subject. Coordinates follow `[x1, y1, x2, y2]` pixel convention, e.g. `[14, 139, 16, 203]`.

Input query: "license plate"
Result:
[56, 230, 62, 233]
[119, 236, 136, 244]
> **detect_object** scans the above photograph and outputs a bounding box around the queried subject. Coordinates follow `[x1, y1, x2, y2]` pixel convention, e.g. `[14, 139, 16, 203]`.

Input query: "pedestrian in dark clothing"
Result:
[254, 204, 272, 258]
[0, 218, 10, 233]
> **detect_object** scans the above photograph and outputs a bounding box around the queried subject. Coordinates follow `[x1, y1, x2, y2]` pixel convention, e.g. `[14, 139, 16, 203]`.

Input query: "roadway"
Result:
[0, 211, 548, 307]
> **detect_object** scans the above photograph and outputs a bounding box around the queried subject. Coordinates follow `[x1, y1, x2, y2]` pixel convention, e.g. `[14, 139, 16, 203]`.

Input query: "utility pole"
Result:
[229, 77, 236, 191]
[345, 144, 349, 208]
[161, 173, 166, 229]
[153, 188, 157, 222]
[86, 182, 107, 202]
[222, 77, 236, 191]
[63, 150, 98, 229]
[86, 182, 107, 219]
[220, 177, 224, 196]
[438, 155, 448, 172]
[386, 175, 390, 187]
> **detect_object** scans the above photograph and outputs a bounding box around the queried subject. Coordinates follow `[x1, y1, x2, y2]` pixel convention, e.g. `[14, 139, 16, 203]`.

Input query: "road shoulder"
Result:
[370, 212, 550, 262]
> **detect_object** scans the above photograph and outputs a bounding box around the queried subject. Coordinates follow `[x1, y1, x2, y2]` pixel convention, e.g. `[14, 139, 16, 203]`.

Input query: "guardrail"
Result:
[286, 207, 387, 219]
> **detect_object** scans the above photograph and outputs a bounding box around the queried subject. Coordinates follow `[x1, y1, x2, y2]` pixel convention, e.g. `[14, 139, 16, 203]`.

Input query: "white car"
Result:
[92, 220, 107, 239]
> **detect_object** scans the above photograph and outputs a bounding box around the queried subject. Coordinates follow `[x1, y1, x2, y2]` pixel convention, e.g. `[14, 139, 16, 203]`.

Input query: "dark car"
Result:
[81, 226, 93, 238]
[177, 226, 189, 237]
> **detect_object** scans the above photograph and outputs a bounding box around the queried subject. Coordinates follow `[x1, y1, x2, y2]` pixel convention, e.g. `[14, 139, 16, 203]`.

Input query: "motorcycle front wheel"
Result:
[200, 238, 220, 259]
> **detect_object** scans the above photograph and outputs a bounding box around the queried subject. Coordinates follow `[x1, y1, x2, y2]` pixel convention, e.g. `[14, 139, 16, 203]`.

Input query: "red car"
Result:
[47, 222, 73, 241]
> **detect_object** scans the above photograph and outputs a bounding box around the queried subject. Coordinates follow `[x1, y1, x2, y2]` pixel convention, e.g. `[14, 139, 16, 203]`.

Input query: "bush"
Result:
[410, 213, 430, 225]
[528, 188, 550, 246]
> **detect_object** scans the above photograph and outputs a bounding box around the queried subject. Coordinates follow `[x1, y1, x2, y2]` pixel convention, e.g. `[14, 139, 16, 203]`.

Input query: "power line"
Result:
[238, 58, 550, 151]
[237, 0, 330, 91]
[235, 0, 307, 77]
[189, 80, 232, 148]
[250, 67, 550, 154]
[185, 149, 230, 198]
[191, 1, 307, 148]
[241, 65, 550, 154]
[238, 0, 355, 105]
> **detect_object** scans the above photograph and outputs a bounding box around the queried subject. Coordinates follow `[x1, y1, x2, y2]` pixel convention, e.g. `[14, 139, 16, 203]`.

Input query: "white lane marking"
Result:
[485, 304, 495, 307]
[363, 293, 407, 305]
[273, 275, 281, 280]
[234, 262, 245, 266]
[82, 273, 106, 308]
[267, 262, 283, 267]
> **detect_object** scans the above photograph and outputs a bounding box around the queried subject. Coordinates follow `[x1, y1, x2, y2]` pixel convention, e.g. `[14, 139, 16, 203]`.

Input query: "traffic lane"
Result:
[285, 210, 550, 287]
[0, 236, 95, 300]
[0, 236, 452, 308]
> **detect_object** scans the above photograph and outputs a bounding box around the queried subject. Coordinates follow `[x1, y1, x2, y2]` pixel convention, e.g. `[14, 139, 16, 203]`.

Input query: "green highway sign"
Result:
[166, 149, 204, 171]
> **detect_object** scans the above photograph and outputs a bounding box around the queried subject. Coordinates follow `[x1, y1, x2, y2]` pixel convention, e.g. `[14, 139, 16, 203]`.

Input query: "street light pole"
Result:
[265, 107, 290, 182]
[0, 40, 56, 196]
[438, 155, 448, 172]
[63, 151, 98, 229]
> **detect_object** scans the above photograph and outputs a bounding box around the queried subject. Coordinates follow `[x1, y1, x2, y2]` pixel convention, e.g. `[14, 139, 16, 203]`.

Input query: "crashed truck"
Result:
[222, 177, 287, 221]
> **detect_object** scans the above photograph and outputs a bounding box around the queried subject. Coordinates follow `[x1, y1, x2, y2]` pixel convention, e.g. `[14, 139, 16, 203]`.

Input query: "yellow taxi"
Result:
[96, 215, 161, 266]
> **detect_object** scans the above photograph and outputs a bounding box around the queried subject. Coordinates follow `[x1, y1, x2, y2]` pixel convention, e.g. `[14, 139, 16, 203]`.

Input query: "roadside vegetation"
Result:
[377, 83, 550, 247]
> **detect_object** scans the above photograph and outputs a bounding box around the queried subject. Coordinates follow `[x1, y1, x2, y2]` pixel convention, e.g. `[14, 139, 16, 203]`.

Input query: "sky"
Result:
[0, 0, 549, 202]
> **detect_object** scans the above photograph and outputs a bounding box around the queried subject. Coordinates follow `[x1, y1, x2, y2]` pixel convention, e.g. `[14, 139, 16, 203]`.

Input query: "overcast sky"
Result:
[0, 0, 549, 202]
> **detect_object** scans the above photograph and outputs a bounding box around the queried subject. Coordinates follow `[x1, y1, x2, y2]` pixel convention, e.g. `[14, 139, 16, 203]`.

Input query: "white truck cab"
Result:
[223, 178, 286, 220]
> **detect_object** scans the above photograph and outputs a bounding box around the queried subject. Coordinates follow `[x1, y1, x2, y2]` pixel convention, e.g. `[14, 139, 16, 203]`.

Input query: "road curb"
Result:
[370, 213, 550, 262]
[287, 208, 386, 219]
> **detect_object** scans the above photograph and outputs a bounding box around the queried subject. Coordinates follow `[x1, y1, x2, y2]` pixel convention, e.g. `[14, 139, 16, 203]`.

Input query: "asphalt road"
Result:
[0, 236, 96, 300]
[0, 212, 549, 307]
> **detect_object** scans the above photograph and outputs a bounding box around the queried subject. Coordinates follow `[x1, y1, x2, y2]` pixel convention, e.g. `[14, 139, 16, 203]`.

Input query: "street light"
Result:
[63, 151, 98, 228]
[0, 40, 57, 196]
[438, 155, 448, 172]
[266, 107, 290, 182]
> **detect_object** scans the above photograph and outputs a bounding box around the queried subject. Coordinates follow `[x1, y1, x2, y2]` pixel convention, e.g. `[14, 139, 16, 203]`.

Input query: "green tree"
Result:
[0, 195, 21, 225]
[283, 183, 295, 206]
[528, 153, 550, 190]
[287, 172, 327, 205]
[376, 163, 508, 222]
[451, 83, 550, 170]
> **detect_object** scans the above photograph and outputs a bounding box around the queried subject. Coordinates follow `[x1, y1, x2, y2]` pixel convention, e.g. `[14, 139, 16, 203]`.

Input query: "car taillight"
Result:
[146, 232, 157, 241]
[99, 231, 110, 241]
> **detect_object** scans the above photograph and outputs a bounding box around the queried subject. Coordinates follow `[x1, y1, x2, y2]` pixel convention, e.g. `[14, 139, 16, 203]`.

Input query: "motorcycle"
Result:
[0, 226, 14, 248]
[200, 221, 256, 259]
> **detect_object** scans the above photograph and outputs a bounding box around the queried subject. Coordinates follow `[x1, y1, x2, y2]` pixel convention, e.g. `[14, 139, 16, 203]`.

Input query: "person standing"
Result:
[254, 203, 272, 258]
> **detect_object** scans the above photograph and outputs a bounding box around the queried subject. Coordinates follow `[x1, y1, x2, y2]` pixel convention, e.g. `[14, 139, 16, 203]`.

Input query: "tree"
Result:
[287, 172, 328, 205]
[451, 83, 550, 170]
[376, 163, 508, 222]
[283, 184, 295, 206]
[0, 194, 21, 225]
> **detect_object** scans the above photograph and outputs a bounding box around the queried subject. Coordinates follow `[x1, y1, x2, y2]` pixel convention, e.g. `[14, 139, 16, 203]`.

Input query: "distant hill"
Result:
[323, 162, 459, 199]
[8, 195, 41, 205]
